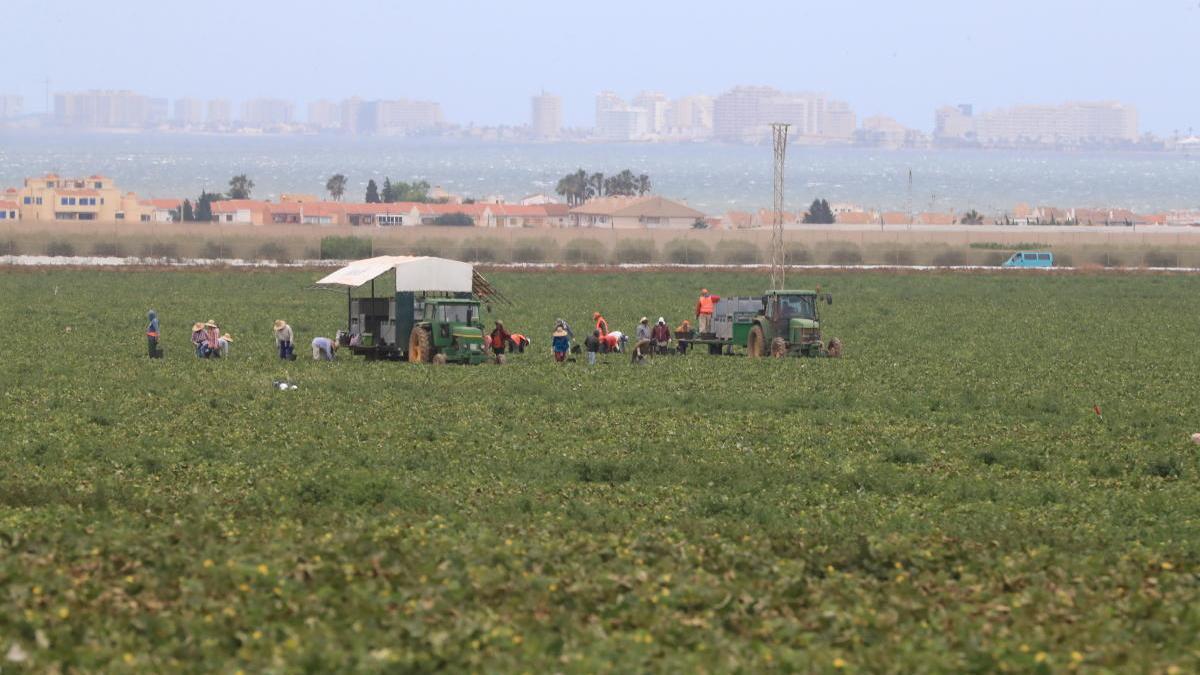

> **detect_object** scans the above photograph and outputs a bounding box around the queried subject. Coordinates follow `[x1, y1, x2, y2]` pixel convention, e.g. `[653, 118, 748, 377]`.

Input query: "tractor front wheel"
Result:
[770, 337, 788, 358]
[408, 327, 433, 363]
[747, 326, 765, 358]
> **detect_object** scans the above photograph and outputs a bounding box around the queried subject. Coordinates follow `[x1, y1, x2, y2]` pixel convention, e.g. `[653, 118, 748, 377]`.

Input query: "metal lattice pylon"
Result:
[770, 123, 790, 290]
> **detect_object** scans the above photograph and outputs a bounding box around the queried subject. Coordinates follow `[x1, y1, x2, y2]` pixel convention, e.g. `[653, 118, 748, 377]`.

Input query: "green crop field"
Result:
[1, 267, 1198, 672]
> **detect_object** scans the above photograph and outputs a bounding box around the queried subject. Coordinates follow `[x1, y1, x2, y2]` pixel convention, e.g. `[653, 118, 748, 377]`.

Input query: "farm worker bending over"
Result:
[509, 333, 530, 353]
[490, 321, 512, 362]
[311, 336, 337, 361]
[695, 289, 720, 336]
[274, 320, 295, 360]
[652, 317, 671, 353]
[191, 322, 206, 357]
[584, 330, 601, 366]
[218, 333, 234, 358]
[146, 309, 161, 358]
[593, 312, 609, 336]
[603, 330, 626, 353]
[552, 325, 570, 363]
[636, 317, 652, 343]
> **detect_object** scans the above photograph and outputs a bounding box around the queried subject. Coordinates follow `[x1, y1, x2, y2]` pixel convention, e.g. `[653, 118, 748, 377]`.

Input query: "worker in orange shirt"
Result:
[593, 311, 609, 336]
[695, 288, 720, 336]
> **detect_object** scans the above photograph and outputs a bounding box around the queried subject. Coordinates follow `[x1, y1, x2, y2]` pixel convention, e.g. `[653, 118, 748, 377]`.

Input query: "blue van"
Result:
[1002, 251, 1054, 268]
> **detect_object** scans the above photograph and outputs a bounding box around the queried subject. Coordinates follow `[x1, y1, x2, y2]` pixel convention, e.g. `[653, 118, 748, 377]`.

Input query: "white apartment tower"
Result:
[530, 92, 563, 140]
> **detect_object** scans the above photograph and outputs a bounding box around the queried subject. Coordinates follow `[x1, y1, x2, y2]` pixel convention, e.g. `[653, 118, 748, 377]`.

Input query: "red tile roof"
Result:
[142, 198, 182, 210]
[211, 199, 270, 212]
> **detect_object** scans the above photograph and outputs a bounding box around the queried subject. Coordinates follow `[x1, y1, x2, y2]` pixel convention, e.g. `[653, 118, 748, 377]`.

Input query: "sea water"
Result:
[1, 131, 1196, 215]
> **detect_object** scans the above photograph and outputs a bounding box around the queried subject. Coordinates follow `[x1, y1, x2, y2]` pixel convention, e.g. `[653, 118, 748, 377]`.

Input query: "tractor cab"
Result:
[753, 290, 831, 357]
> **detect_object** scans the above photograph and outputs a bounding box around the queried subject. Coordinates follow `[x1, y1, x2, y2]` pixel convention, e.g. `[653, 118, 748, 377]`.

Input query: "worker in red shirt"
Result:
[695, 288, 720, 336]
[489, 321, 512, 363]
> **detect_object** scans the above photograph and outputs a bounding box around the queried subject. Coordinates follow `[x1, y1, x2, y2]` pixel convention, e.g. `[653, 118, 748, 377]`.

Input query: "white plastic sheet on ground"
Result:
[314, 256, 474, 292]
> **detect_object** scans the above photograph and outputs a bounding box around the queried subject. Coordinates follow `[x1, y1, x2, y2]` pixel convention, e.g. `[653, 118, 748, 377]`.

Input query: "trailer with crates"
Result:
[314, 256, 506, 365]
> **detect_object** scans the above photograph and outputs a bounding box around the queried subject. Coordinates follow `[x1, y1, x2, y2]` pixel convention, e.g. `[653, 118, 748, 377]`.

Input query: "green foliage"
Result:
[511, 240, 556, 263]
[1144, 249, 1178, 268]
[141, 242, 179, 259]
[718, 240, 761, 265]
[45, 240, 75, 257]
[432, 212, 473, 227]
[969, 241, 1052, 250]
[319, 236, 372, 260]
[784, 242, 811, 264]
[91, 242, 125, 257]
[227, 174, 255, 200]
[181, 199, 194, 222]
[664, 239, 710, 264]
[960, 209, 985, 225]
[563, 238, 606, 264]
[460, 238, 501, 262]
[409, 238, 454, 257]
[255, 242, 289, 262]
[201, 241, 235, 259]
[803, 198, 835, 224]
[381, 178, 432, 203]
[827, 244, 862, 264]
[932, 249, 967, 266]
[613, 239, 656, 264]
[325, 174, 348, 201]
[365, 179, 380, 204]
[556, 168, 651, 204]
[195, 191, 222, 222]
[1, 269, 1199, 671]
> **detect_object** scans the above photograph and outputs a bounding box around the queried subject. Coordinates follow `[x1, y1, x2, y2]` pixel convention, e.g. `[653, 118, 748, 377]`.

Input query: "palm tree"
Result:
[635, 173, 651, 196]
[588, 172, 604, 200]
[555, 169, 590, 206]
[227, 174, 255, 200]
[325, 174, 347, 201]
[960, 209, 984, 225]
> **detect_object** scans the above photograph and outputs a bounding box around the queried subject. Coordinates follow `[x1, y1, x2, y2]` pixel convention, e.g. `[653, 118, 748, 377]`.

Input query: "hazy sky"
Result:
[2, 0, 1196, 133]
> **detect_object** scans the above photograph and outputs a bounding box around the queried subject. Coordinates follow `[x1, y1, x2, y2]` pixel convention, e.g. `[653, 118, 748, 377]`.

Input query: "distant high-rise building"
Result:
[307, 99, 340, 128]
[668, 95, 713, 135]
[207, 99, 232, 127]
[632, 91, 669, 135]
[347, 98, 443, 135]
[934, 104, 975, 140]
[974, 101, 1137, 144]
[174, 98, 205, 126]
[713, 86, 855, 142]
[530, 92, 562, 140]
[54, 90, 154, 128]
[0, 95, 23, 119]
[241, 98, 294, 127]
[594, 91, 650, 141]
[147, 98, 169, 125]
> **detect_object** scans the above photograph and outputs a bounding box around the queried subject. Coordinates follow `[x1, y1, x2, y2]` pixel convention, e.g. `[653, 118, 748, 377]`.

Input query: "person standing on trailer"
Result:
[695, 289, 720, 337]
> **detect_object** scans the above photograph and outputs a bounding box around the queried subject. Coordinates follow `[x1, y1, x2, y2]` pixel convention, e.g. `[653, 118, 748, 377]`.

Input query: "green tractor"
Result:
[745, 290, 832, 358]
[406, 297, 488, 365]
[689, 289, 838, 358]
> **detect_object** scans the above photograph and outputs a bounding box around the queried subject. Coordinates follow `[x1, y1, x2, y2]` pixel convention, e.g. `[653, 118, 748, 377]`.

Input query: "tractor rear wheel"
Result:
[408, 327, 432, 363]
[747, 326, 765, 358]
[770, 337, 788, 358]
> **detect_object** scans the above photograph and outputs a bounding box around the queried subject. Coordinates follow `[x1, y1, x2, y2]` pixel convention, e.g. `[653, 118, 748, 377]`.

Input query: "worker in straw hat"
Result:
[202, 320, 221, 358]
[190, 322, 206, 358]
[551, 323, 570, 363]
[218, 332, 234, 358]
[635, 317, 652, 343]
[274, 319, 295, 360]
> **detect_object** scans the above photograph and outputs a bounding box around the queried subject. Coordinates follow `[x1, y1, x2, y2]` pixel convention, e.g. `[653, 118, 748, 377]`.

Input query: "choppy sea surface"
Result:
[0, 132, 1196, 215]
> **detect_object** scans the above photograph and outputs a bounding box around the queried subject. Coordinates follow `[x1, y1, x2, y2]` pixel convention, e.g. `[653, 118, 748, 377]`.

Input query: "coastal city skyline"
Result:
[0, 87, 1179, 151]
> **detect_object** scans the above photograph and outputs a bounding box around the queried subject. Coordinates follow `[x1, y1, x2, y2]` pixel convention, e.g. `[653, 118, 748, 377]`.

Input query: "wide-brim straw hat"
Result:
[192, 322, 204, 332]
[553, 327, 568, 337]
[640, 317, 648, 323]
[204, 320, 218, 328]
[221, 333, 234, 342]
[273, 319, 286, 331]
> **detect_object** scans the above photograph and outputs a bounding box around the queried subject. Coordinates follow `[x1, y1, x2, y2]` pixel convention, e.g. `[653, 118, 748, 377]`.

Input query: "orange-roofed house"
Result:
[724, 211, 753, 229]
[880, 211, 912, 225]
[211, 200, 270, 225]
[141, 198, 183, 223]
[569, 195, 706, 229]
[835, 211, 874, 224]
[917, 212, 958, 225]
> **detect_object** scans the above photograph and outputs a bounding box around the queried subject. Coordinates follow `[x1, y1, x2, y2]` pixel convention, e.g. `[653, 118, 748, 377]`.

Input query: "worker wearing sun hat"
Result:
[218, 332, 234, 358]
[191, 322, 206, 358]
[551, 324, 570, 363]
[202, 320, 221, 358]
[651, 316, 671, 354]
[636, 316, 652, 343]
[273, 319, 295, 360]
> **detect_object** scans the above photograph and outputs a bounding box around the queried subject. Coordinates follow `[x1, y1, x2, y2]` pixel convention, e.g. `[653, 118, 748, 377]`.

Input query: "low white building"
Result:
[570, 195, 705, 229]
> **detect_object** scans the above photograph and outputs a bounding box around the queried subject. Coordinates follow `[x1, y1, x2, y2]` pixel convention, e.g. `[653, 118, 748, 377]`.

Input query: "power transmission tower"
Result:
[770, 123, 789, 290]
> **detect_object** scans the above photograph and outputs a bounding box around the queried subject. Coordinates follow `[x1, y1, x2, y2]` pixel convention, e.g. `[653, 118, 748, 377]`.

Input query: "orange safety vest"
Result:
[697, 295, 716, 315]
[595, 317, 608, 335]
